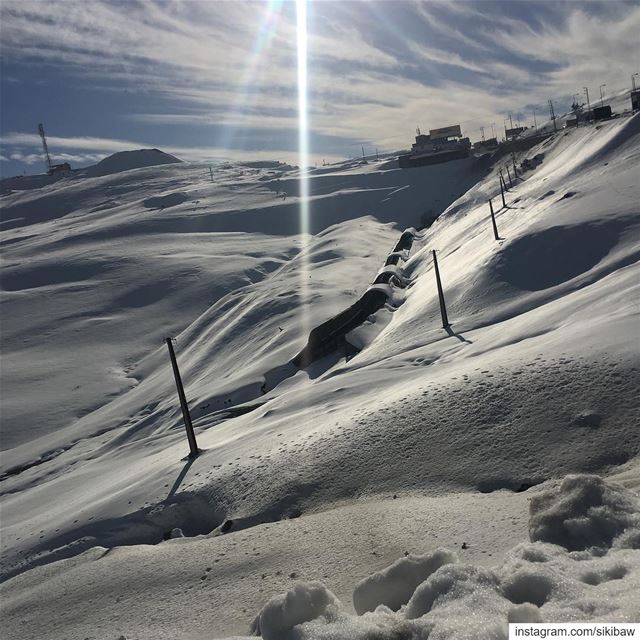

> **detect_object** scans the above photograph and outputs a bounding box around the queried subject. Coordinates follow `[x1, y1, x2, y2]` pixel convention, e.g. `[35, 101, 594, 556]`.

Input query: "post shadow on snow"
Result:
[444, 325, 473, 344]
[166, 455, 197, 501]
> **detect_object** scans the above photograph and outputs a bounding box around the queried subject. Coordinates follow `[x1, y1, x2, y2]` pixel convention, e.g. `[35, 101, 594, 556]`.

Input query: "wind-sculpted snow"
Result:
[1, 115, 639, 639]
[245, 476, 639, 639]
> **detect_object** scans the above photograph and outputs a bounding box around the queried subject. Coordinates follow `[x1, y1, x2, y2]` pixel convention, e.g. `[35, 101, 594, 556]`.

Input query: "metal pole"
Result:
[489, 199, 499, 241]
[432, 250, 449, 328]
[599, 84, 606, 108]
[506, 166, 513, 188]
[499, 174, 507, 208]
[166, 338, 199, 458]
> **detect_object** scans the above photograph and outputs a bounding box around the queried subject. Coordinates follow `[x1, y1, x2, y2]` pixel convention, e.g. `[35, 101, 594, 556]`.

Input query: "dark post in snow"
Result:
[489, 199, 499, 241]
[506, 165, 513, 188]
[166, 337, 199, 458]
[432, 250, 449, 329]
[499, 168, 508, 191]
[499, 175, 507, 208]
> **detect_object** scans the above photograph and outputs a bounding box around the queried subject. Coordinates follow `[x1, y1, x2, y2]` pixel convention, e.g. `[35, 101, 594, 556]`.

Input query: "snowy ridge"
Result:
[1, 114, 639, 638]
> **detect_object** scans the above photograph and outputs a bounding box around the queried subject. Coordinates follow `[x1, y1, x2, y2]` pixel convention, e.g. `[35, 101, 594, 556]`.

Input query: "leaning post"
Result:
[499, 168, 509, 191]
[499, 176, 507, 208]
[489, 199, 499, 241]
[432, 250, 450, 329]
[506, 165, 513, 188]
[166, 337, 199, 458]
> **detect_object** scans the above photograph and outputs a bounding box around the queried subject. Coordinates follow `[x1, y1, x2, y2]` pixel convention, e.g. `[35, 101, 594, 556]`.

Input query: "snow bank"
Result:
[529, 474, 640, 551]
[353, 548, 457, 614]
[246, 475, 640, 639]
[251, 582, 340, 640]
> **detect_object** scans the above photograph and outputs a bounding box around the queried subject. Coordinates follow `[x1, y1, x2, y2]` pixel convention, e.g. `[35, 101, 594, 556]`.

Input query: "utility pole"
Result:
[480, 126, 485, 142]
[491, 123, 496, 139]
[361, 145, 366, 161]
[165, 338, 199, 458]
[533, 109, 537, 132]
[509, 114, 514, 129]
[599, 84, 606, 108]
[584, 87, 591, 121]
[432, 250, 449, 329]
[548, 99, 557, 133]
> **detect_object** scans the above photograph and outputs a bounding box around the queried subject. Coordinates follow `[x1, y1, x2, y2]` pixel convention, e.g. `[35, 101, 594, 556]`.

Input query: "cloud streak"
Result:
[1, 0, 638, 173]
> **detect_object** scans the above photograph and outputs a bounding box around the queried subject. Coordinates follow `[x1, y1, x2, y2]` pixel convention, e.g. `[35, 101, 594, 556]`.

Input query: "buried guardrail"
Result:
[292, 228, 421, 368]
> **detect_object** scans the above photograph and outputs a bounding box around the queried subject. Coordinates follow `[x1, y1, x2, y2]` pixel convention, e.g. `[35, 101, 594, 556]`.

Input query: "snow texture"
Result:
[251, 582, 340, 640]
[1, 112, 639, 639]
[352, 548, 458, 614]
[529, 474, 640, 551]
[239, 475, 640, 639]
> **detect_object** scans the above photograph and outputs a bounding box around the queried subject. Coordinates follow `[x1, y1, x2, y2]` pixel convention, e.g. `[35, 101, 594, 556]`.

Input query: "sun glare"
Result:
[296, 0, 311, 338]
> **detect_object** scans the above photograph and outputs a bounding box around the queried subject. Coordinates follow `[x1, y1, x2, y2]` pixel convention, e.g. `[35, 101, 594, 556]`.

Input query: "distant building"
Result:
[592, 105, 612, 121]
[630, 90, 640, 113]
[49, 162, 71, 176]
[473, 137, 498, 150]
[505, 126, 527, 141]
[400, 124, 471, 168]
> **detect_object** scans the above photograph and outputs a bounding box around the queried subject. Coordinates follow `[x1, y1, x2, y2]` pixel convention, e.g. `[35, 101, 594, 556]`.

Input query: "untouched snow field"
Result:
[1, 113, 639, 639]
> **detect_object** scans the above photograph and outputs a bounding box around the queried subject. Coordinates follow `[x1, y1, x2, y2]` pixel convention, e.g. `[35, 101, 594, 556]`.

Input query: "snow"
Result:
[529, 474, 640, 551]
[0, 112, 639, 639]
[353, 548, 458, 614]
[83, 148, 182, 177]
[251, 582, 341, 640]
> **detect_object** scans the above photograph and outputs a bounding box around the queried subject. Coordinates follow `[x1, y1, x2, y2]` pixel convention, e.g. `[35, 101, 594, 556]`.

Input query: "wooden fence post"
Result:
[432, 250, 449, 328]
[166, 338, 199, 458]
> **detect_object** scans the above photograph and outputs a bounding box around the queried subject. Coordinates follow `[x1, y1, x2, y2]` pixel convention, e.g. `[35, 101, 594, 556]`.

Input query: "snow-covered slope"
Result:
[1, 114, 639, 639]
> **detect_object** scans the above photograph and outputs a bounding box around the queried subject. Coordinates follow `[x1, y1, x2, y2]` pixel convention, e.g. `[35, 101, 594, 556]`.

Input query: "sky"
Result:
[1, 0, 638, 177]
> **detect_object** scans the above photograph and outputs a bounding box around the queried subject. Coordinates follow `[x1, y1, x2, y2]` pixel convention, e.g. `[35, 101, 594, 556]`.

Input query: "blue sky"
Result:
[1, 0, 638, 177]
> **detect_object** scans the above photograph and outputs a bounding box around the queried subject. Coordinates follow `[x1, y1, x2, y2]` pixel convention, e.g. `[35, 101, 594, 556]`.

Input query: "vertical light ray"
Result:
[296, 0, 311, 338]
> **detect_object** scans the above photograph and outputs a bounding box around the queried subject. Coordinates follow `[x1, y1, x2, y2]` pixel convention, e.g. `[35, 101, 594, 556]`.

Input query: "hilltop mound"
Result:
[85, 148, 181, 177]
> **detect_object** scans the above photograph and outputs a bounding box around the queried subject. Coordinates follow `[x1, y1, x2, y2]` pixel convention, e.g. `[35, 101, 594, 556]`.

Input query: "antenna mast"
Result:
[38, 123, 52, 173]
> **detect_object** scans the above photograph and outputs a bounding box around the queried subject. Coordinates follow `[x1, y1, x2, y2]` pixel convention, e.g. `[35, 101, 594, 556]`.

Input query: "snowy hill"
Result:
[82, 148, 182, 177]
[1, 114, 639, 639]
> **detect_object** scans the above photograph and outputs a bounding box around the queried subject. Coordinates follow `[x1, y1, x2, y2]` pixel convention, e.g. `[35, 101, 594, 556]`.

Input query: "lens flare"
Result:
[296, 0, 311, 339]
